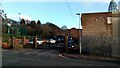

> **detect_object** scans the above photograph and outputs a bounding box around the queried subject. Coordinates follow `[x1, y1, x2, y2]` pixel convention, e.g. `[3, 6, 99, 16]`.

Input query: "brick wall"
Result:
[81, 12, 113, 56]
[69, 28, 82, 38]
[81, 12, 112, 36]
[69, 28, 79, 38]
[9, 38, 29, 46]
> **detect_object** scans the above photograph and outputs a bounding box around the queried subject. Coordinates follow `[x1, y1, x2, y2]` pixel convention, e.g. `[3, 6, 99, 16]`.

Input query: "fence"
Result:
[81, 35, 112, 56]
[2, 34, 30, 49]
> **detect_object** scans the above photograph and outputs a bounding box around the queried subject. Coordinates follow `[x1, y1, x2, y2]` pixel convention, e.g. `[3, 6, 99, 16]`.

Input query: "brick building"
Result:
[81, 12, 113, 56]
[60, 27, 82, 39]
[81, 12, 120, 57]
[81, 12, 112, 36]
[68, 28, 82, 38]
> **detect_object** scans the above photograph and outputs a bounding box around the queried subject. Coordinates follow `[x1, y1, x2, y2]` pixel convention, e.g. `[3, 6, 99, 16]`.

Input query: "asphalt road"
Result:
[2, 47, 120, 66]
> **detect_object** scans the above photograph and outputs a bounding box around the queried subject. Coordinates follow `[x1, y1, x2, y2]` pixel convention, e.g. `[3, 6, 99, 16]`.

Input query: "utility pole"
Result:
[19, 13, 21, 23]
[76, 13, 81, 54]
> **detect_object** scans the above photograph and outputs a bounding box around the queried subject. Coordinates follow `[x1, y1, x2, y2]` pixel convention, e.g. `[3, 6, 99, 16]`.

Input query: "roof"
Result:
[81, 12, 112, 15]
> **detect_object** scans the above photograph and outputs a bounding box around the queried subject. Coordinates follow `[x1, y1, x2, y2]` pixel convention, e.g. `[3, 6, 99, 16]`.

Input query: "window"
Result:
[107, 17, 112, 24]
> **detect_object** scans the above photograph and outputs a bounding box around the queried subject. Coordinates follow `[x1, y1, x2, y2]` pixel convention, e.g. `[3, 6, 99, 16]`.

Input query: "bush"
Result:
[2, 33, 10, 43]
[14, 34, 22, 39]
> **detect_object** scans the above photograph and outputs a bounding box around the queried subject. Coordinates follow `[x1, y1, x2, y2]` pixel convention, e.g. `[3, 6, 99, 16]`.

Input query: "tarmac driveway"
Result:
[2, 48, 120, 66]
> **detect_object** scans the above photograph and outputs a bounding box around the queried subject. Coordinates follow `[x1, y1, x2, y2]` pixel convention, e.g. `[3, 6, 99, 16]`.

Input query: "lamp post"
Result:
[7, 23, 11, 34]
[76, 13, 81, 54]
[19, 13, 21, 35]
[19, 13, 20, 20]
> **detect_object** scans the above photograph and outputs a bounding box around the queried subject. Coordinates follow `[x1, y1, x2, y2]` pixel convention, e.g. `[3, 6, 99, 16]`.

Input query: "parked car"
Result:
[28, 38, 43, 46]
[49, 36, 78, 49]
[68, 37, 78, 49]
[49, 39, 56, 44]
[54, 35, 65, 43]
[46, 36, 56, 44]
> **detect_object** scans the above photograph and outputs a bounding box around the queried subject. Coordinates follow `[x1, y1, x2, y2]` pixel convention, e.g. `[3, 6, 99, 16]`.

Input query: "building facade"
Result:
[69, 28, 82, 38]
[81, 12, 112, 37]
[119, 1, 120, 11]
[108, 0, 119, 12]
[81, 12, 113, 56]
[81, 12, 120, 57]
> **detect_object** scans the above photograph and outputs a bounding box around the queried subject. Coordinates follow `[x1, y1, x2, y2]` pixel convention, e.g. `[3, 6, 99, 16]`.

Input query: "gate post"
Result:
[34, 36, 37, 49]
[65, 35, 68, 52]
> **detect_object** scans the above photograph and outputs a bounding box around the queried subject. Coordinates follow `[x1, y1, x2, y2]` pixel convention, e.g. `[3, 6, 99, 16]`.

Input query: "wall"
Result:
[82, 12, 112, 36]
[112, 12, 120, 57]
[69, 28, 79, 38]
[81, 12, 113, 56]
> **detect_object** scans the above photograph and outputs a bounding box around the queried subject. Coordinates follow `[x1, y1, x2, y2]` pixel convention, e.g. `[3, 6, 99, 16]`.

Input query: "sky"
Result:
[1, 0, 119, 29]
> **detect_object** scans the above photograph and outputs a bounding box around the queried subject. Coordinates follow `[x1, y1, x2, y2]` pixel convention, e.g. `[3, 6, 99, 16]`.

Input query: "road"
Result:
[2, 47, 120, 66]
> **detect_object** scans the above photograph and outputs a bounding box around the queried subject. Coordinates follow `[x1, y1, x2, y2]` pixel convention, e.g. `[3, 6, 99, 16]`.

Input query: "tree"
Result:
[46, 22, 63, 35]
[36, 20, 41, 35]
[20, 19, 25, 25]
[27, 20, 41, 36]
[37, 20, 41, 25]
[30, 21, 36, 29]
[20, 19, 27, 36]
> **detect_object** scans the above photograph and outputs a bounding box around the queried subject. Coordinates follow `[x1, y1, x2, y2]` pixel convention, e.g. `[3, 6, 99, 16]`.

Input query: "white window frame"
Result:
[107, 17, 112, 24]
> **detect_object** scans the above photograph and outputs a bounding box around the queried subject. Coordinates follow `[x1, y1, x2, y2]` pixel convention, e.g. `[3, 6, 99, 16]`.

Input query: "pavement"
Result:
[61, 53, 120, 64]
